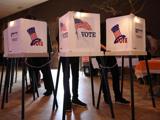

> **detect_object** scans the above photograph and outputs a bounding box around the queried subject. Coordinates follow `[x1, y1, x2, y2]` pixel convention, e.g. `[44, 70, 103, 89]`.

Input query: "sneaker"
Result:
[65, 102, 72, 112]
[72, 98, 87, 107]
[43, 91, 52, 96]
[115, 98, 130, 104]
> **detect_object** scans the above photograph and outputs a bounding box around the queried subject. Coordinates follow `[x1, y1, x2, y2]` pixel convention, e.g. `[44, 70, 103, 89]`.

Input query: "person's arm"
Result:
[47, 26, 52, 57]
[101, 44, 106, 52]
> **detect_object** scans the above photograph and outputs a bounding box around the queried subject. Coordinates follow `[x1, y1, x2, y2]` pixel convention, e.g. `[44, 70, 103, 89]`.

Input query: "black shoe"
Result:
[43, 91, 52, 96]
[64, 100, 72, 112]
[72, 98, 87, 107]
[115, 98, 130, 104]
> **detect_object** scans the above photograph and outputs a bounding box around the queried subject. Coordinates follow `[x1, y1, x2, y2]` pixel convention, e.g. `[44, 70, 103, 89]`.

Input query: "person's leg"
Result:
[61, 57, 72, 110]
[104, 56, 121, 99]
[70, 57, 87, 107]
[26, 67, 39, 93]
[41, 64, 54, 96]
[70, 57, 79, 99]
[34, 69, 41, 87]
[110, 58, 130, 104]
[97, 56, 109, 103]
[104, 56, 129, 104]
[101, 68, 109, 102]
[110, 65, 121, 99]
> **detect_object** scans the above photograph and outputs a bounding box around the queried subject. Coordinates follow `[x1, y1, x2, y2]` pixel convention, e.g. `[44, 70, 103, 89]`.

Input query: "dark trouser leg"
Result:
[41, 65, 54, 92]
[104, 56, 121, 99]
[97, 56, 108, 98]
[70, 57, 79, 99]
[28, 68, 39, 86]
[99, 57, 115, 118]
[110, 65, 121, 99]
[33, 68, 40, 85]
[101, 69, 108, 97]
[61, 57, 71, 102]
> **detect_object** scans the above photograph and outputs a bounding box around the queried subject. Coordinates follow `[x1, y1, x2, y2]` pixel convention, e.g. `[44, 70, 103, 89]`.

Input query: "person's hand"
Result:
[101, 44, 106, 51]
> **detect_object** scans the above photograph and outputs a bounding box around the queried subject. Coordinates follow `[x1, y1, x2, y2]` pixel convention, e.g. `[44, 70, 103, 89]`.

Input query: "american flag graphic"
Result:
[74, 18, 92, 30]
[60, 22, 67, 32]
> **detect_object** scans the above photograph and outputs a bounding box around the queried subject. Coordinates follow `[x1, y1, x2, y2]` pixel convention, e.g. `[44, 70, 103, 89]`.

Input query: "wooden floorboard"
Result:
[0, 69, 160, 120]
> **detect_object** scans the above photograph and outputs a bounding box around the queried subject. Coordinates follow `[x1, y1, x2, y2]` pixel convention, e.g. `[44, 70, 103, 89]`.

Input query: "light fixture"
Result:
[9, 21, 15, 27]
[74, 12, 88, 18]
[134, 16, 141, 23]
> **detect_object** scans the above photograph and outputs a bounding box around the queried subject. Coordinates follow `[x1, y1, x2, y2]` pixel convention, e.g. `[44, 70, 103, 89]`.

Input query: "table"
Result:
[135, 58, 160, 78]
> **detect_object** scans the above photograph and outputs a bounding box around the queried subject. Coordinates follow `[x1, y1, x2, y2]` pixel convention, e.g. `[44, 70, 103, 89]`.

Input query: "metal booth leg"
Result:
[96, 76, 102, 109]
[62, 57, 69, 120]
[144, 57, 156, 107]
[120, 56, 124, 96]
[21, 58, 26, 120]
[97, 56, 115, 118]
[0, 57, 6, 95]
[129, 57, 135, 120]
[89, 57, 95, 106]
[52, 57, 61, 111]
[1, 58, 11, 109]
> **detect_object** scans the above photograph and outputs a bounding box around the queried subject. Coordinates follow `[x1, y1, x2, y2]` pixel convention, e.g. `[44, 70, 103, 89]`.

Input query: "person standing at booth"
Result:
[56, 32, 87, 112]
[25, 15, 54, 96]
[61, 57, 87, 111]
[96, 22, 130, 104]
[26, 37, 54, 96]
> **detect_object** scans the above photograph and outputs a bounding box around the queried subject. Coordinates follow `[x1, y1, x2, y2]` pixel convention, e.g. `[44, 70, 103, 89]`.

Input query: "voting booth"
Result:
[59, 11, 101, 56]
[3, 18, 48, 57]
[106, 14, 146, 53]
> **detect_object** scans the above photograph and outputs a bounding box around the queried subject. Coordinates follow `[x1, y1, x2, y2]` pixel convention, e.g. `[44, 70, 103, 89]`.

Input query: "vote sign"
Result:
[59, 11, 101, 55]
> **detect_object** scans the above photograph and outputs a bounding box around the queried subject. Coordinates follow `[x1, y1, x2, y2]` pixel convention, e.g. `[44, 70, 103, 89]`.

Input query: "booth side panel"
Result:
[106, 15, 131, 52]
[20, 19, 48, 55]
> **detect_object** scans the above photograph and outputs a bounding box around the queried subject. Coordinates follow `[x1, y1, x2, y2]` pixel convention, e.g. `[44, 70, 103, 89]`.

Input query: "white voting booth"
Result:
[59, 11, 102, 56]
[106, 14, 146, 55]
[105, 14, 155, 120]
[3, 18, 48, 57]
[58, 12, 102, 118]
